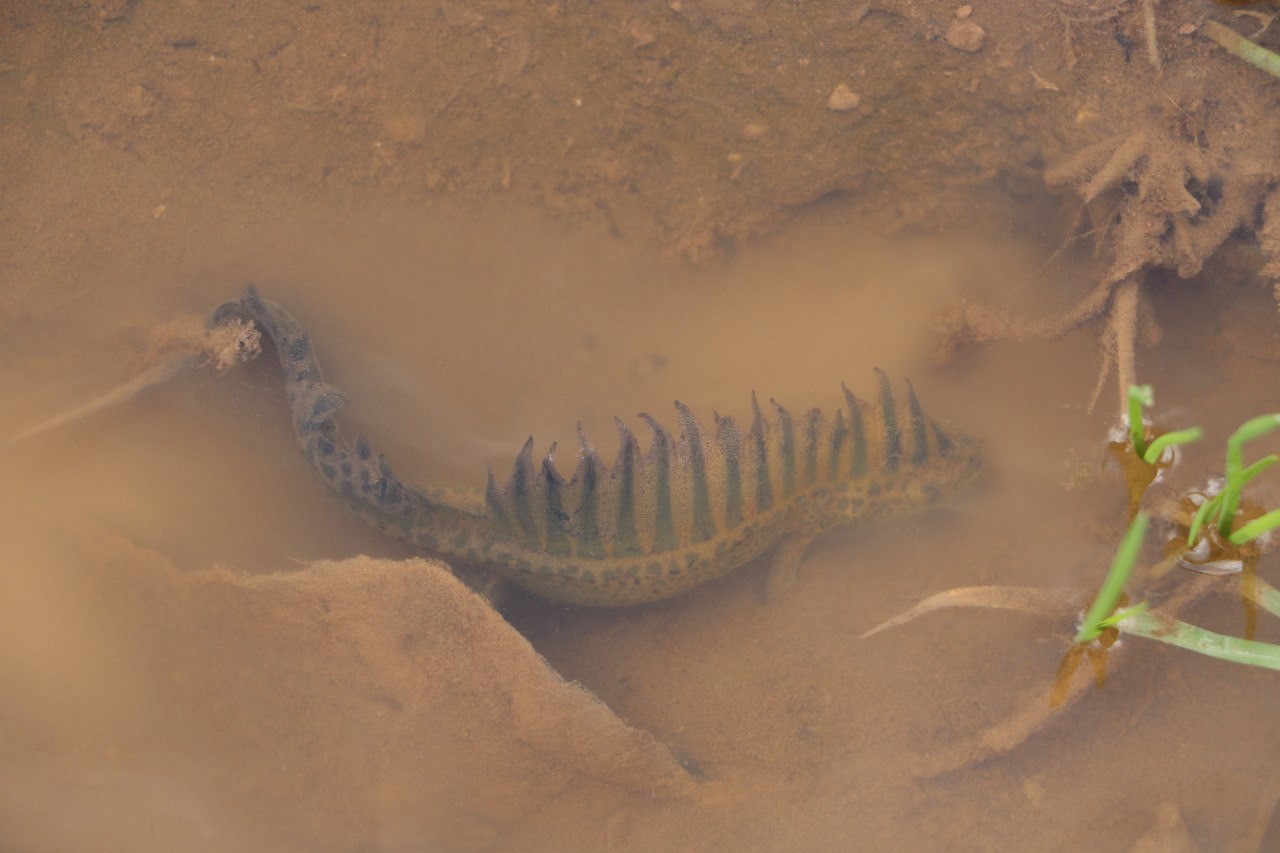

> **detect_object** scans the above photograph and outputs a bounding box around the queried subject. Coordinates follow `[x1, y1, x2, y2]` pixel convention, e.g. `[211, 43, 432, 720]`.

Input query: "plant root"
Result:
[7, 316, 261, 447]
[1094, 275, 1140, 413]
[934, 276, 1115, 363]
[1263, 191, 1280, 307]
[909, 639, 1106, 778]
[887, 573, 1216, 779]
[941, 78, 1275, 411]
[937, 271, 1155, 414]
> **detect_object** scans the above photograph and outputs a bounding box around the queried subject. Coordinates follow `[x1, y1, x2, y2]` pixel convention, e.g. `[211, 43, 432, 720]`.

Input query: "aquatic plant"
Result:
[1075, 398, 1280, 663]
[1206, 414, 1280, 540]
[863, 386, 1280, 774]
[1065, 404, 1280, 669]
[1125, 384, 1203, 467]
[1059, 395, 1280, 668]
[1112, 384, 1202, 519]
[1079, 512, 1280, 671]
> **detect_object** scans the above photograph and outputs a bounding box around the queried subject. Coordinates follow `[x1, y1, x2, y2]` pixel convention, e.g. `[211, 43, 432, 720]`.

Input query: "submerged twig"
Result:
[1141, 0, 1161, 72]
[1107, 277, 1140, 415]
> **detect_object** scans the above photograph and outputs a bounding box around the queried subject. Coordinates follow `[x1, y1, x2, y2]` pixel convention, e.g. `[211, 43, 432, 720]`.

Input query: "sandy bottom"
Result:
[4, 198, 1280, 850]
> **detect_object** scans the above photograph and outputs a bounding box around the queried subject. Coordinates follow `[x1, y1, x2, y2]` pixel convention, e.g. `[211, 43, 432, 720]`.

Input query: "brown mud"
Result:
[4, 1, 1280, 850]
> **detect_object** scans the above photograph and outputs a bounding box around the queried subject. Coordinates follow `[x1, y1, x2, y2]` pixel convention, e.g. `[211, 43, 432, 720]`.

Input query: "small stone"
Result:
[1178, 22, 1198, 35]
[945, 19, 985, 52]
[627, 18, 656, 47]
[956, 4, 973, 18]
[121, 84, 157, 119]
[826, 83, 861, 112]
[1030, 70, 1059, 91]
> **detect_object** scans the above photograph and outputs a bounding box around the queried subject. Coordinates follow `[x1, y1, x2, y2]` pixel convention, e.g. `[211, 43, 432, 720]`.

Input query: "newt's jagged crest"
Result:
[484, 371, 980, 561]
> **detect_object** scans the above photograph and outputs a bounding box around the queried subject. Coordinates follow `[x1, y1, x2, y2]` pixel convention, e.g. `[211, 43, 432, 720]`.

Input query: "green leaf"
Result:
[1117, 609, 1280, 671]
[1141, 427, 1202, 466]
[1228, 509, 1280, 545]
[1188, 492, 1223, 548]
[1218, 415, 1280, 537]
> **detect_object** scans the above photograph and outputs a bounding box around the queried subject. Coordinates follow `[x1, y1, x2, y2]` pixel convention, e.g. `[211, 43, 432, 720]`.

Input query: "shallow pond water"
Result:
[6, 200, 1280, 850]
[5, 2, 1280, 850]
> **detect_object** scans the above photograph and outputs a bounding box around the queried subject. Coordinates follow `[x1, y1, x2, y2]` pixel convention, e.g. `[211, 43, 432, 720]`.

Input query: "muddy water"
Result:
[6, 2, 1280, 848]
[5, 193, 1280, 850]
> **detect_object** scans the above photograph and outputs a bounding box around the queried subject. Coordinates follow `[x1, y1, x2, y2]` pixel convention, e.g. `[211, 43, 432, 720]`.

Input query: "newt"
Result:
[211, 286, 982, 607]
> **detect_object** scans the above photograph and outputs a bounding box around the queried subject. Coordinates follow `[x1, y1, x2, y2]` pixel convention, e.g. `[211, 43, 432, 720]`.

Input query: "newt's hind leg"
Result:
[760, 532, 815, 603]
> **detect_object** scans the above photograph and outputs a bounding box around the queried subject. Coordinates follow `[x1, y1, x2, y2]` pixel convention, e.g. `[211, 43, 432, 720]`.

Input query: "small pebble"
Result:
[956, 4, 973, 18]
[1030, 70, 1059, 91]
[945, 19, 985, 52]
[1178, 22, 1198, 35]
[826, 83, 861, 112]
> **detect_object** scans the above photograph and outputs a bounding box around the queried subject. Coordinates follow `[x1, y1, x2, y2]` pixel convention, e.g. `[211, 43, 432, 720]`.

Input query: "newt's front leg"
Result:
[760, 532, 816, 603]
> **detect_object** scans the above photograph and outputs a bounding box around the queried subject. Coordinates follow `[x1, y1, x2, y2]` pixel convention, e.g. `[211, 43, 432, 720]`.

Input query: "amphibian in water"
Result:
[212, 286, 982, 607]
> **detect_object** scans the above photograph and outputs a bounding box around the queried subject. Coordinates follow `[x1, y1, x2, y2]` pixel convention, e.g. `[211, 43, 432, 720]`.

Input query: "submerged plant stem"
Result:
[1202, 19, 1280, 80]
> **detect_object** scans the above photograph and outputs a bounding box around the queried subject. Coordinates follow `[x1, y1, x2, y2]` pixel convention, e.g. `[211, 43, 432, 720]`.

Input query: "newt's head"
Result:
[833, 375, 983, 522]
[909, 420, 984, 505]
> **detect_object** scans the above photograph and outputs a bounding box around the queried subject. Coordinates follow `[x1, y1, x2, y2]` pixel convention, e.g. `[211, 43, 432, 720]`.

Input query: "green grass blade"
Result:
[1188, 492, 1223, 547]
[1100, 601, 1148, 629]
[1076, 512, 1148, 644]
[1118, 609, 1280, 670]
[1233, 414, 1280, 446]
[1228, 509, 1280, 545]
[1218, 415, 1280, 537]
[1186, 456, 1274, 546]
[1128, 385, 1153, 457]
[1220, 444, 1245, 537]
[1241, 455, 1279, 485]
[1141, 427, 1203, 466]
